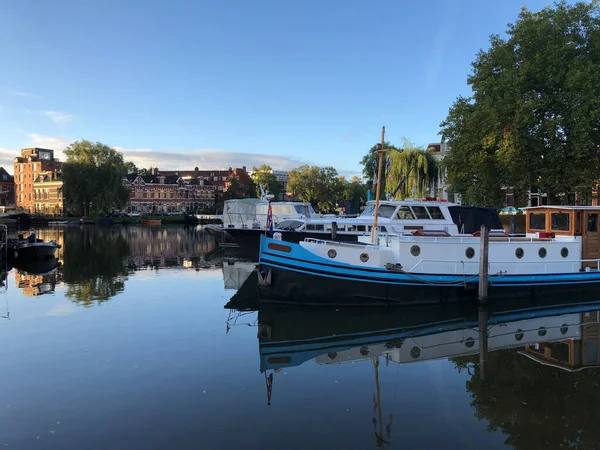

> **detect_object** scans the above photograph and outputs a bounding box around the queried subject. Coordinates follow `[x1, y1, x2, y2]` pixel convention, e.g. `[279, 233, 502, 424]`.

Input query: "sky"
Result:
[0, 0, 565, 177]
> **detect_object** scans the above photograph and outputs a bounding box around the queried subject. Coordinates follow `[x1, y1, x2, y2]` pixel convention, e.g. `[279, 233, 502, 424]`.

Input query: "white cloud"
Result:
[44, 110, 74, 124]
[2, 133, 357, 176]
[113, 147, 310, 171]
[7, 90, 39, 98]
[0, 148, 17, 168]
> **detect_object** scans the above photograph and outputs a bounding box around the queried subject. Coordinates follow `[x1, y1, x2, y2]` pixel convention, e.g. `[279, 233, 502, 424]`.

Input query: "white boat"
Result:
[225, 197, 504, 260]
[258, 205, 600, 305]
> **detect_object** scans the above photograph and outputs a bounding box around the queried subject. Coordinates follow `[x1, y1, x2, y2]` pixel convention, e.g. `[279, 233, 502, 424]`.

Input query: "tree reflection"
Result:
[62, 228, 130, 306]
[452, 349, 600, 449]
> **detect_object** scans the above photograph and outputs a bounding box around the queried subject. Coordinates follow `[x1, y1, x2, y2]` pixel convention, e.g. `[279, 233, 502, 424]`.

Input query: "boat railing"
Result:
[407, 258, 600, 274]
[388, 234, 579, 244]
[304, 238, 382, 251]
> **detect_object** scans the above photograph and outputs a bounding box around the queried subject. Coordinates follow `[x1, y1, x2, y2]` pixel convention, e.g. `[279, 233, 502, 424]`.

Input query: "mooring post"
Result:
[478, 304, 489, 381]
[478, 224, 489, 302]
[331, 221, 337, 240]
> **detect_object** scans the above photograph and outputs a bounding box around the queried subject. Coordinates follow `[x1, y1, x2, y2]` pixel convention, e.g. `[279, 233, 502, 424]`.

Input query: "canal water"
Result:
[1, 226, 599, 449]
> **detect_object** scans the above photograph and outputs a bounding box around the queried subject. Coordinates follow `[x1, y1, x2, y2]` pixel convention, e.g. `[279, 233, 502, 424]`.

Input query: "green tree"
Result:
[360, 139, 439, 200]
[385, 146, 439, 200]
[252, 164, 283, 199]
[360, 141, 398, 193]
[343, 176, 368, 202]
[222, 175, 241, 201]
[287, 165, 344, 213]
[62, 140, 131, 216]
[124, 161, 138, 175]
[440, 1, 600, 207]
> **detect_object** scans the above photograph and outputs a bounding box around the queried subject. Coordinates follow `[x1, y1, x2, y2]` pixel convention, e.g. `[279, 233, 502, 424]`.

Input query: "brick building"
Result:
[124, 174, 217, 213]
[33, 171, 64, 215]
[0, 167, 15, 206]
[14, 148, 62, 213]
[156, 167, 254, 201]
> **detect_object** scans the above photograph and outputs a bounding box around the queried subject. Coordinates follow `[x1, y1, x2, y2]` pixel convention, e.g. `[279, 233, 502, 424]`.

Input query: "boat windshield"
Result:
[360, 204, 396, 219]
[277, 220, 304, 230]
[293, 205, 316, 216]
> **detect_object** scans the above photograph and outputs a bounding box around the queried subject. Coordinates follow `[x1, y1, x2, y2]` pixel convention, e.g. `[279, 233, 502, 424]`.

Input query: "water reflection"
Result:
[7, 225, 247, 301]
[223, 269, 600, 448]
[11, 257, 61, 296]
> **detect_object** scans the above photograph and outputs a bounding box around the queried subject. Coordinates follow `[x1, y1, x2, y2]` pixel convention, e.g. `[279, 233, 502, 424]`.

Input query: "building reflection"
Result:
[8, 225, 247, 300]
[10, 257, 61, 297]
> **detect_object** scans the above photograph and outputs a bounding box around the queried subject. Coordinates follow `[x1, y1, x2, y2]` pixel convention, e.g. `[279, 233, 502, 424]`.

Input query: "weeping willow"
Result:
[384, 148, 439, 200]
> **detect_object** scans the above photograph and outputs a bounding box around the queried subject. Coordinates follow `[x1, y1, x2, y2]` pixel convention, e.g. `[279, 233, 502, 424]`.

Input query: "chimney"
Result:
[242, 166, 247, 172]
[152, 167, 159, 175]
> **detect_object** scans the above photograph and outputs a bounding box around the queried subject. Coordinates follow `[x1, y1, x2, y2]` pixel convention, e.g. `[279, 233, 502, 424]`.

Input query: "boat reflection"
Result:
[256, 302, 600, 371]
[11, 257, 61, 297]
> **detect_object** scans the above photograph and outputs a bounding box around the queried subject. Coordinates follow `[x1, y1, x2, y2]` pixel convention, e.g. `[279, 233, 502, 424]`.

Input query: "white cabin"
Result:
[223, 199, 319, 229]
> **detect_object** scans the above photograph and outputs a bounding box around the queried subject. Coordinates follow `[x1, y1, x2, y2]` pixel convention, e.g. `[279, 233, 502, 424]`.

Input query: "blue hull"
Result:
[258, 237, 600, 305]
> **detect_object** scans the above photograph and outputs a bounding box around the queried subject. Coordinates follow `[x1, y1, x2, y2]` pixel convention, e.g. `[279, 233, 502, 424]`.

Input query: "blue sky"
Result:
[0, 0, 563, 176]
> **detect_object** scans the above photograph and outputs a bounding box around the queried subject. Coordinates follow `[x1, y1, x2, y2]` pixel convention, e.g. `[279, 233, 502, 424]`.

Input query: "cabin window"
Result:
[360, 204, 396, 218]
[576, 212, 582, 234]
[426, 206, 444, 220]
[529, 212, 546, 230]
[538, 247, 547, 258]
[360, 253, 369, 262]
[327, 249, 337, 258]
[551, 212, 570, 231]
[410, 245, 421, 257]
[561, 247, 569, 258]
[395, 206, 414, 220]
[411, 206, 430, 220]
[515, 248, 524, 259]
[465, 247, 475, 259]
[588, 214, 598, 232]
[307, 224, 324, 231]
[357, 225, 366, 232]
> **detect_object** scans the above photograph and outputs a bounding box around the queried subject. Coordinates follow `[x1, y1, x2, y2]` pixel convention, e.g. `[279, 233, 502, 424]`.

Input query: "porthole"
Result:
[410, 346, 421, 359]
[360, 346, 370, 356]
[538, 247, 547, 258]
[360, 253, 369, 262]
[410, 245, 421, 257]
[328, 249, 337, 259]
[560, 324, 568, 335]
[464, 337, 475, 348]
[561, 247, 569, 258]
[465, 247, 475, 259]
[515, 247, 524, 259]
[327, 352, 337, 360]
[538, 327, 547, 337]
[515, 329, 524, 341]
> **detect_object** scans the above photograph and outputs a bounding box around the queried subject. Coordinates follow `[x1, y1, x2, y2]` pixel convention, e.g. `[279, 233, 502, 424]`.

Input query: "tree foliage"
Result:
[385, 147, 439, 199]
[124, 161, 138, 175]
[287, 165, 344, 213]
[63, 227, 130, 305]
[440, 1, 600, 207]
[451, 347, 600, 449]
[252, 164, 283, 199]
[360, 139, 439, 200]
[343, 175, 369, 202]
[62, 140, 131, 216]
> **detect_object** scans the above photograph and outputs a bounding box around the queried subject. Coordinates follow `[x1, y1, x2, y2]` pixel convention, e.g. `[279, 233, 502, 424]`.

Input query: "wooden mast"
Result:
[371, 126, 386, 243]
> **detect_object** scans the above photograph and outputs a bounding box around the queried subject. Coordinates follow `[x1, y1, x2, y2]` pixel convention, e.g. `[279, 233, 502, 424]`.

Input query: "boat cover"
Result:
[448, 206, 503, 234]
